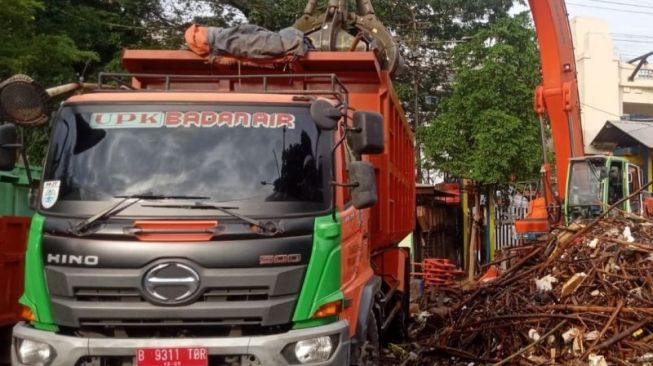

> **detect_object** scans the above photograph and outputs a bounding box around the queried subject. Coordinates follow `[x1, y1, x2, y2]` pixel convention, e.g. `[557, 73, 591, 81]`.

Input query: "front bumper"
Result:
[12, 321, 350, 366]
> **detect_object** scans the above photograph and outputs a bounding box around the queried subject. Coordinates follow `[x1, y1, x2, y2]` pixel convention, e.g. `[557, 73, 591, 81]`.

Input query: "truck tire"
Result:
[351, 311, 380, 366]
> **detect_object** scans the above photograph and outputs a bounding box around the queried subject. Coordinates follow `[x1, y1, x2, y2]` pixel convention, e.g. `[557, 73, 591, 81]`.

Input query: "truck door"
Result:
[628, 164, 643, 215]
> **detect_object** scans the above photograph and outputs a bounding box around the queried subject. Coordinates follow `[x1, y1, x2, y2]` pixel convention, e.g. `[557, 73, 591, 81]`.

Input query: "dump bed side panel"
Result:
[368, 72, 415, 250]
[341, 75, 415, 251]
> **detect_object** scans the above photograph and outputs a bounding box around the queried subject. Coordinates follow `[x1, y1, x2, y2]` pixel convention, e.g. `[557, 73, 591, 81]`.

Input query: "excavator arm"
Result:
[516, 0, 586, 237]
[294, 0, 402, 74]
[528, 0, 585, 200]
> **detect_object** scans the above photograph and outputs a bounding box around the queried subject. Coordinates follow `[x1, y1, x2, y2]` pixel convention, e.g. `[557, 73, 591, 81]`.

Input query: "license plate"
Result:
[136, 348, 208, 366]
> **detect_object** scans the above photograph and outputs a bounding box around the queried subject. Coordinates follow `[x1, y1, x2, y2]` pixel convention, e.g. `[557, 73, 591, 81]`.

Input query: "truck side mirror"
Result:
[0, 124, 19, 171]
[350, 111, 384, 155]
[349, 161, 378, 209]
[310, 99, 341, 131]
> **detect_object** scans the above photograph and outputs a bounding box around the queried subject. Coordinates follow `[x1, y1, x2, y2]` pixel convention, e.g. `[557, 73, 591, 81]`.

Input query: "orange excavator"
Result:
[516, 0, 649, 239]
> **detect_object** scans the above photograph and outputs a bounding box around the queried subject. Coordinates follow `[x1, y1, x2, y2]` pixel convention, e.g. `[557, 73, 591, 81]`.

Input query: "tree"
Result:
[0, 0, 98, 81]
[418, 13, 541, 278]
[0, 0, 98, 163]
[419, 13, 542, 185]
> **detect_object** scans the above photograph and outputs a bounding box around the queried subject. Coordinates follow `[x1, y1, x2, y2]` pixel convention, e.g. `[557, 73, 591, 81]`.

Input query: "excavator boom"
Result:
[518, 0, 648, 238]
[528, 0, 585, 200]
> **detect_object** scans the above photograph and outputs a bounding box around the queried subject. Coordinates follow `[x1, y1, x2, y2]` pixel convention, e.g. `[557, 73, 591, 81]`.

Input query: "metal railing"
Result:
[96, 72, 349, 105]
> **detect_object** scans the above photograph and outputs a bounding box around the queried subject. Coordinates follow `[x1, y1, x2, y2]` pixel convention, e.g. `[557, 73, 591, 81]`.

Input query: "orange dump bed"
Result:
[119, 50, 415, 250]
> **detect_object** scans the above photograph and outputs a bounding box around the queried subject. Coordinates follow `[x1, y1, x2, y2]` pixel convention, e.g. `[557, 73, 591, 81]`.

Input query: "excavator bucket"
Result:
[294, 0, 403, 75]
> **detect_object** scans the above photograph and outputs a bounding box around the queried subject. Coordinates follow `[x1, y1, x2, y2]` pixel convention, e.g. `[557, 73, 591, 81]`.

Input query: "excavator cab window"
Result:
[567, 158, 605, 221]
[628, 164, 643, 215]
[607, 160, 625, 207]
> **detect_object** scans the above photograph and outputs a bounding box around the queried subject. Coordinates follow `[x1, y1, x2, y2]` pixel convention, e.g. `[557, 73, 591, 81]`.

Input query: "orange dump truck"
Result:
[6, 48, 415, 365]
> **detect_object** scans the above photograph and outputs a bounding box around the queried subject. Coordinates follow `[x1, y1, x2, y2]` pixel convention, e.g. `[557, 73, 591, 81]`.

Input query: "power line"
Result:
[581, 103, 622, 119]
[613, 38, 653, 44]
[583, 0, 653, 10]
[566, 2, 653, 16]
[612, 33, 653, 40]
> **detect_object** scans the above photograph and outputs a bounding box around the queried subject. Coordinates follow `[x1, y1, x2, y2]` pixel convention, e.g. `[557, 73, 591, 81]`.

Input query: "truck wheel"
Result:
[352, 311, 380, 366]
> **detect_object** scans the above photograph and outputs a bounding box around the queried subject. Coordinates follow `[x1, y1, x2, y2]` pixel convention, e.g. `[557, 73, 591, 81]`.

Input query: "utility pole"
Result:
[413, 37, 422, 182]
[392, 2, 423, 183]
[408, 5, 422, 183]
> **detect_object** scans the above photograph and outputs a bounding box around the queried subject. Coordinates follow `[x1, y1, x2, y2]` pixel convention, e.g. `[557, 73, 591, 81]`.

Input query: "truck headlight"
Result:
[15, 338, 55, 366]
[282, 335, 337, 364]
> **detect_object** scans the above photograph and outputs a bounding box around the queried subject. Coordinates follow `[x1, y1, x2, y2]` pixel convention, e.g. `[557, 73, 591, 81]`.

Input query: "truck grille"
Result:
[46, 264, 306, 329]
[74, 287, 270, 302]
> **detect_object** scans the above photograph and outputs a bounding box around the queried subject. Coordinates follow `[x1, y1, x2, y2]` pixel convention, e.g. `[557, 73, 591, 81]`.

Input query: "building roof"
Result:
[416, 183, 460, 205]
[591, 120, 653, 150]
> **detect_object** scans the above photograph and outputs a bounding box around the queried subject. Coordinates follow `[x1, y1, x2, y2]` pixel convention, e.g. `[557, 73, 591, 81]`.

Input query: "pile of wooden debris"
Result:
[391, 213, 653, 365]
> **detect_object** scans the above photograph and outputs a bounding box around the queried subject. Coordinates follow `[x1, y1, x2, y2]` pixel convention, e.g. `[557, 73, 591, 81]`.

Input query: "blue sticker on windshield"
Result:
[42, 180, 61, 209]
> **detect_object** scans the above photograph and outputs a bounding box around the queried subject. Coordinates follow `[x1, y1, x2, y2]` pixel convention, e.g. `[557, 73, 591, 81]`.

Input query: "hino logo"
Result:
[143, 263, 201, 305]
[46, 253, 99, 266]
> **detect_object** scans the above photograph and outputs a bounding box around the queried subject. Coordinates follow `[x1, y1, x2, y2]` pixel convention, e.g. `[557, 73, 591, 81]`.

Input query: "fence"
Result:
[494, 205, 528, 251]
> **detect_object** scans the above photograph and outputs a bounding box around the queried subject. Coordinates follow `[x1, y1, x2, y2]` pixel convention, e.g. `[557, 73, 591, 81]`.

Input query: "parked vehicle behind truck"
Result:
[1, 6, 415, 365]
[0, 163, 37, 362]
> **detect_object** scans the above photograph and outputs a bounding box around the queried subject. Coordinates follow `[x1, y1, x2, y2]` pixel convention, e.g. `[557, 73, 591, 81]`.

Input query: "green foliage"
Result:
[419, 13, 542, 184]
[0, 0, 97, 81]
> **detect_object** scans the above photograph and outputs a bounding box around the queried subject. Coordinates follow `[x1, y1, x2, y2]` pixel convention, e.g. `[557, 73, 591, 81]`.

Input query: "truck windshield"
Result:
[41, 103, 332, 216]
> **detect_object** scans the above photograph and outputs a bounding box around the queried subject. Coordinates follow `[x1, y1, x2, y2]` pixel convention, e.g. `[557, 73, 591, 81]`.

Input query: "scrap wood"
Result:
[538, 304, 653, 316]
[492, 320, 567, 366]
[408, 209, 653, 365]
[548, 180, 653, 259]
[581, 300, 624, 359]
[594, 319, 650, 351]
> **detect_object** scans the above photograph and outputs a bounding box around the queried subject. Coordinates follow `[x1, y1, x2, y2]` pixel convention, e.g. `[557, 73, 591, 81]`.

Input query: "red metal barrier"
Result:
[0, 216, 30, 326]
[412, 258, 464, 288]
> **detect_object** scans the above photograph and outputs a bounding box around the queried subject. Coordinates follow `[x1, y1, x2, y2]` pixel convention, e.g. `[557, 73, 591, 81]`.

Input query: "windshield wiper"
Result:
[70, 194, 210, 236]
[142, 202, 283, 236]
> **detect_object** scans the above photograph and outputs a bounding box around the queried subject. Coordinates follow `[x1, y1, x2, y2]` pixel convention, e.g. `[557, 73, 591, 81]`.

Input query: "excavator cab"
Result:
[565, 157, 609, 222]
[518, 156, 643, 240]
[565, 156, 643, 223]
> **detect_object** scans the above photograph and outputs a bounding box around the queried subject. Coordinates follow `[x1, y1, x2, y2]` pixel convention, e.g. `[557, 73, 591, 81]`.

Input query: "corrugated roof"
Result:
[591, 120, 653, 149]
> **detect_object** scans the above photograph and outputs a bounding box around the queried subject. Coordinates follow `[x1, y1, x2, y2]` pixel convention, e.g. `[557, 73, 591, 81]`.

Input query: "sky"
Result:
[514, 0, 653, 60]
